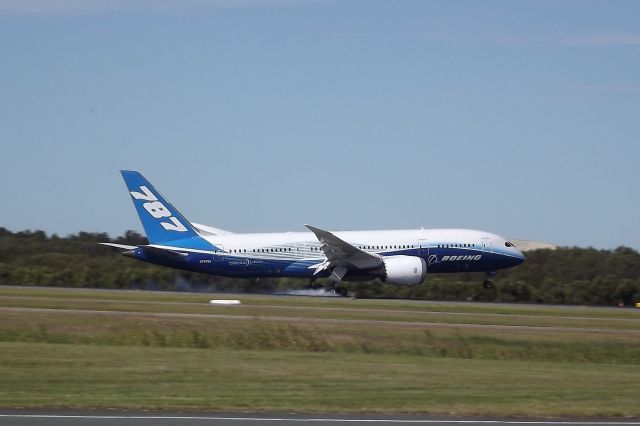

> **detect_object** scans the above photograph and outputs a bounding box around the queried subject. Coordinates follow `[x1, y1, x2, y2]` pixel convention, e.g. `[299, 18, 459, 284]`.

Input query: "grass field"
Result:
[1, 286, 639, 417]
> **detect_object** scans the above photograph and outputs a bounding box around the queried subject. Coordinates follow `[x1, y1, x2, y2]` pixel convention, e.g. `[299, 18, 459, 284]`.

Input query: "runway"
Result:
[2, 306, 638, 335]
[1, 412, 640, 426]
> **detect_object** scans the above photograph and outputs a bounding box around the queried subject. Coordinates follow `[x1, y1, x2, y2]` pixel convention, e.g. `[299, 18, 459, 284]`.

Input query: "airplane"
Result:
[101, 170, 525, 296]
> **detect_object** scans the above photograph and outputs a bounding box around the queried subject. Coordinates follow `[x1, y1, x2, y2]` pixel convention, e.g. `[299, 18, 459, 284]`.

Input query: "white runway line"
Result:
[0, 415, 639, 424]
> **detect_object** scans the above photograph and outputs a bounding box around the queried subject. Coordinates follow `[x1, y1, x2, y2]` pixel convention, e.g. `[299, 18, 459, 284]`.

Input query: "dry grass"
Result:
[1, 286, 639, 415]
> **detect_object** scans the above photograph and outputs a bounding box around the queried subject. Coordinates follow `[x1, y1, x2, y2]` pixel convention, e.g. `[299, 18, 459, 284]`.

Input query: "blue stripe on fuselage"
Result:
[128, 243, 523, 279]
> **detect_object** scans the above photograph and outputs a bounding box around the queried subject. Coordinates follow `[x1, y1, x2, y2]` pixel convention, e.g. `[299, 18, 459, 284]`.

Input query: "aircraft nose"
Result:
[514, 249, 526, 265]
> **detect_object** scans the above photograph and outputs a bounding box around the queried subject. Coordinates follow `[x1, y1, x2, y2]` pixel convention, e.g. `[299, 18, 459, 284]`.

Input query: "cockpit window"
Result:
[504, 241, 516, 248]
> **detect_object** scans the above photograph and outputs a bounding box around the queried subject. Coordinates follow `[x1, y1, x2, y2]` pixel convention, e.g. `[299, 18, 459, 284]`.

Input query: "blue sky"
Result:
[1, 0, 638, 249]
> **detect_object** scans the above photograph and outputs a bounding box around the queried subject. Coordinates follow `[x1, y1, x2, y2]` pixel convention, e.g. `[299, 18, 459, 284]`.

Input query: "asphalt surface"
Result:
[1, 411, 640, 426]
[4, 284, 640, 313]
[4, 295, 640, 323]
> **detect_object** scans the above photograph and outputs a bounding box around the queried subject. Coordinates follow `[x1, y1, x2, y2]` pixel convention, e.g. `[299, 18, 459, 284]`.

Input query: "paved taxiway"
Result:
[2, 412, 640, 426]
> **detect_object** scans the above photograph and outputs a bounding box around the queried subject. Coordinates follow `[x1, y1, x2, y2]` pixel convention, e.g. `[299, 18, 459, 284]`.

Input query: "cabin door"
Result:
[213, 244, 225, 262]
[418, 240, 429, 267]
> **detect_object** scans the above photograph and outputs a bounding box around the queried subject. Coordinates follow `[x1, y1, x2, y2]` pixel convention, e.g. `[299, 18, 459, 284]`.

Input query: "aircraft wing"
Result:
[305, 224, 382, 280]
[191, 223, 235, 236]
[509, 239, 557, 251]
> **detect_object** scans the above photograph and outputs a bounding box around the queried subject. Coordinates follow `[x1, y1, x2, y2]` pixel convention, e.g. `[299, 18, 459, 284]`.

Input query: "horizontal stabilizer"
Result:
[141, 246, 188, 259]
[99, 242, 138, 251]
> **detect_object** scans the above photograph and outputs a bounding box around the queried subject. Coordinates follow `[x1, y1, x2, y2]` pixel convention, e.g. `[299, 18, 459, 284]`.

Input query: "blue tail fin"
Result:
[120, 170, 211, 251]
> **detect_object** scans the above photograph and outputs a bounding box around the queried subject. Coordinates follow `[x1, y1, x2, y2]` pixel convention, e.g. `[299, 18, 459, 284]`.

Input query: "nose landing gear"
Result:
[482, 271, 497, 289]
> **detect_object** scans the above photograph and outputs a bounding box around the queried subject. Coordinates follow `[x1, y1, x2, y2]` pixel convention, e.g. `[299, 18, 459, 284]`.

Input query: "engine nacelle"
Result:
[382, 255, 427, 286]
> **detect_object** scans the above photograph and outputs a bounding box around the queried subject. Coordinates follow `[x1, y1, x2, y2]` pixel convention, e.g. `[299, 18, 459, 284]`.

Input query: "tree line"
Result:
[1, 227, 639, 306]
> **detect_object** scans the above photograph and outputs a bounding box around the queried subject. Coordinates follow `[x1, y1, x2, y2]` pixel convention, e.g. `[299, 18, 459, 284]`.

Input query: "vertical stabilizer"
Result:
[119, 170, 210, 250]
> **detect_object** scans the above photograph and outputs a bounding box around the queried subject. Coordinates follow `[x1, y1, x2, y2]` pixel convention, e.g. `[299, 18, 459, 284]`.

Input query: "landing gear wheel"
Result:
[482, 280, 493, 290]
[335, 287, 348, 297]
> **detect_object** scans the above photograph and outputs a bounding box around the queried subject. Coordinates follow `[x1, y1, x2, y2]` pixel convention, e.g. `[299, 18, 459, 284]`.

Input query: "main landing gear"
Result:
[329, 281, 349, 297]
[307, 279, 348, 296]
[335, 286, 348, 297]
[482, 271, 497, 289]
[328, 281, 349, 297]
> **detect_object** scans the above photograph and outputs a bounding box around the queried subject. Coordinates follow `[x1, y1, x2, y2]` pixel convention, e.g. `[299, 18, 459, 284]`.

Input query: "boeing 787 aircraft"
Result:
[102, 170, 525, 296]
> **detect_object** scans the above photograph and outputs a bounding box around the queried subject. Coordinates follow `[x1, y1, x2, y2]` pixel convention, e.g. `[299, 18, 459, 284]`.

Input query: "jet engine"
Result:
[381, 255, 427, 285]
